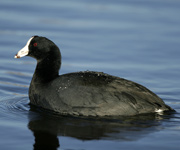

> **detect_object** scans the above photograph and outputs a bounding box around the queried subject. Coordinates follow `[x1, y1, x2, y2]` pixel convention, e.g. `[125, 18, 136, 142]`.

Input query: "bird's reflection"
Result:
[28, 106, 173, 150]
[32, 131, 59, 150]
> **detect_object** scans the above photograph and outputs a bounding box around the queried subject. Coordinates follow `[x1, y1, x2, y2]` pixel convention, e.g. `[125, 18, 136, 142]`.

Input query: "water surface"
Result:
[0, 0, 180, 150]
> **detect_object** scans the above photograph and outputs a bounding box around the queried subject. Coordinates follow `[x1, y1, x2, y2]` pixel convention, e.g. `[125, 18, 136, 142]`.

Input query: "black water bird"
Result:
[15, 36, 174, 117]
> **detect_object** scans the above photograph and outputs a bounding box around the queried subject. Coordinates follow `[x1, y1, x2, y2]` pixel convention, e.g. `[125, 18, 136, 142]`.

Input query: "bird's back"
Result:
[29, 71, 173, 116]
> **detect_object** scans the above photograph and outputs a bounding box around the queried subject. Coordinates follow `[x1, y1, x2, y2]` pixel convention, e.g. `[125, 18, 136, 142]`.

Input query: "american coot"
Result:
[15, 36, 173, 116]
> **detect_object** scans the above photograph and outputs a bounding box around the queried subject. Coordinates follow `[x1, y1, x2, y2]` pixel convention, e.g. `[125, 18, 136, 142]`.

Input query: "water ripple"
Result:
[0, 96, 29, 119]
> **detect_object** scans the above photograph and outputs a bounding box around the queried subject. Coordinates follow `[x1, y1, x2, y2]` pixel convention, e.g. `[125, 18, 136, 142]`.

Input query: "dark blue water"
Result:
[0, 0, 180, 149]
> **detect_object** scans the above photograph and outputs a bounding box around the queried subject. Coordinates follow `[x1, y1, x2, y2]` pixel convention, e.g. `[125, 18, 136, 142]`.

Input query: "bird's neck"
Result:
[32, 56, 61, 84]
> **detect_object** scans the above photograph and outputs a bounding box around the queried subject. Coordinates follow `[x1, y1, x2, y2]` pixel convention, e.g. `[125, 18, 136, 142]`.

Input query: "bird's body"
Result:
[15, 36, 174, 117]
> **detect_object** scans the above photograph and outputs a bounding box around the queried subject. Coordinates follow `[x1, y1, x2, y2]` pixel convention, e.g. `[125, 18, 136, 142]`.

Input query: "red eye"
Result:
[33, 43, 37, 47]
